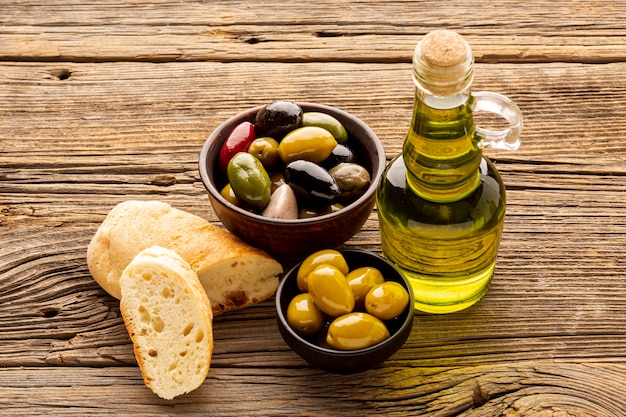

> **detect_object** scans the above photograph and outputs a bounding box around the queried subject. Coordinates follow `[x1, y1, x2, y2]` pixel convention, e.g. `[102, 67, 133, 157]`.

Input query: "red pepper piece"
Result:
[218, 121, 256, 176]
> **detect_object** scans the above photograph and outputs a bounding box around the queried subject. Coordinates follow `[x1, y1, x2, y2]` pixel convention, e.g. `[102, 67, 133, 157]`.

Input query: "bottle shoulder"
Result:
[377, 155, 506, 227]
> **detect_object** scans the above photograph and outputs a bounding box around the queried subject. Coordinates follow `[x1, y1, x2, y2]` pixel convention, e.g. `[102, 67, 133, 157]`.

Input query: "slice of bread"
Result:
[119, 246, 213, 400]
[87, 200, 283, 315]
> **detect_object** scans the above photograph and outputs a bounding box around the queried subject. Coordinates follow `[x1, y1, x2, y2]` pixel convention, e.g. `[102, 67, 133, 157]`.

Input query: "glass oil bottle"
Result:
[376, 30, 523, 314]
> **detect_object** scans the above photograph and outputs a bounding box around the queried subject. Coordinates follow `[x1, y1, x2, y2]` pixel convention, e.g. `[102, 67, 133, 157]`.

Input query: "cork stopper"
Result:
[412, 30, 474, 96]
[421, 30, 468, 68]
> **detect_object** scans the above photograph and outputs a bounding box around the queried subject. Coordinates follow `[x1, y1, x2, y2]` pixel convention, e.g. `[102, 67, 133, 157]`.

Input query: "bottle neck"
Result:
[403, 87, 482, 203]
[412, 30, 474, 97]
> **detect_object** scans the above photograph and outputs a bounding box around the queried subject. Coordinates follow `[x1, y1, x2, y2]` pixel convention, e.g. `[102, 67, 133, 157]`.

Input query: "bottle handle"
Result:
[471, 91, 523, 151]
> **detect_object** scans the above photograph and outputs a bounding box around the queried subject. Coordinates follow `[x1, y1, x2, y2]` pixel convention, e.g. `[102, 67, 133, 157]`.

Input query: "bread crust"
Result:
[119, 246, 213, 400]
[87, 200, 282, 315]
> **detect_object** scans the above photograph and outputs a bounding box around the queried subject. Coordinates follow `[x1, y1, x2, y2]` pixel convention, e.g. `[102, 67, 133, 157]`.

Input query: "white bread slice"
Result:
[87, 200, 283, 315]
[119, 246, 213, 400]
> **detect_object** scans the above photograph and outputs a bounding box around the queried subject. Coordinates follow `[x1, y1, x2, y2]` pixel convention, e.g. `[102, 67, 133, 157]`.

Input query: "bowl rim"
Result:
[275, 249, 415, 356]
[198, 102, 386, 225]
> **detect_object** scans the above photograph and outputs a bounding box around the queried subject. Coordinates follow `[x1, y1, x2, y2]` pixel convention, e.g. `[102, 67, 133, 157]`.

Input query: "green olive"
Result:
[297, 203, 343, 219]
[248, 137, 280, 168]
[302, 112, 349, 144]
[220, 183, 240, 206]
[365, 281, 410, 321]
[326, 312, 390, 350]
[286, 293, 324, 337]
[330, 203, 344, 212]
[278, 126, 337, 164]
[346, 267, 385, 307]
[307, 265, 354, 317]
[227, 152, 271, 209]
[329, 163, 371, 203]
[296, 249, 349, 292]
[298, 206, 330, 219]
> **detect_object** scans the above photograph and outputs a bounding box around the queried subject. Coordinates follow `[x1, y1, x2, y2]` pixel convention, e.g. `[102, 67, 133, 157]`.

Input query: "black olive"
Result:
[255, 101, 303, 138]
[321, 144, 356, 169]
[284, 160, 340, 205]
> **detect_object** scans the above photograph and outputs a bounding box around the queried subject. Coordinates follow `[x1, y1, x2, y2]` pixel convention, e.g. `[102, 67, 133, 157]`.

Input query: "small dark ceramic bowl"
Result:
[275, 249, 414, 373]
[198, 102, 386, 263]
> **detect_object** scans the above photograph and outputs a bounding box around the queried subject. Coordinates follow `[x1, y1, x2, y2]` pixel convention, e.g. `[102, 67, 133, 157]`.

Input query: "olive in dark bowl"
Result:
[199, 102, 386, 263]
[275, 249, 414, 373]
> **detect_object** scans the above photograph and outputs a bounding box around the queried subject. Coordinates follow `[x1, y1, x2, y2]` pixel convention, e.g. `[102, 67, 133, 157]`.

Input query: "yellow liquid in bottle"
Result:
[377, 95, 506, 314]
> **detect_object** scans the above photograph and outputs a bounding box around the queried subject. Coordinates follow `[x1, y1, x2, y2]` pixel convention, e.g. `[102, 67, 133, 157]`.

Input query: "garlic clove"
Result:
[262, 184, 299, 219]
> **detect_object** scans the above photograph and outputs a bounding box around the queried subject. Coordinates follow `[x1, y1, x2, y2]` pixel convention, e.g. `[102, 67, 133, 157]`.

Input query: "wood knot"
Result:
[472, 379, 490, 408]
[49, 68, 72, 81]
[41, 306, 61, 318]
[150, 174, 177, 186]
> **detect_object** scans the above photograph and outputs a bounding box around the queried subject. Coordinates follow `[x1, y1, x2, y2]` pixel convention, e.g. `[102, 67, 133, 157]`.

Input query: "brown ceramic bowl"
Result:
[198, 102, 386, 263]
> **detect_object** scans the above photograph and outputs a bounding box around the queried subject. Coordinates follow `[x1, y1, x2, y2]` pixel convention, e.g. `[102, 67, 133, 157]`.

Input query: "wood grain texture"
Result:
[1, 0, 626, 415]
[1, 0, 626, 63]
[0, 363, 623, 416]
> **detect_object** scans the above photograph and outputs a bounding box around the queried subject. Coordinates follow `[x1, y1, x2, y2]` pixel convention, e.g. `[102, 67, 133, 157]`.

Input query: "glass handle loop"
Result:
[472, 91, 523, 151]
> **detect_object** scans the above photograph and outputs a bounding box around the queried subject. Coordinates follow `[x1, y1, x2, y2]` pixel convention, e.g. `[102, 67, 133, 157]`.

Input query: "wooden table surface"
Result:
[2, 1, 626, 416]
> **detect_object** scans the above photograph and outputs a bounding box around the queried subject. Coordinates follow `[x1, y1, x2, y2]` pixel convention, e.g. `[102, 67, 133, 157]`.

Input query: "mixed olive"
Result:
[286, 249, 410, 351]
[218, 101, 371, 219]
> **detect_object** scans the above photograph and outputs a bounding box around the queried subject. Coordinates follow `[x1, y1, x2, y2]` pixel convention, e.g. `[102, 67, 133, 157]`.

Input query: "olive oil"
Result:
[377, 30, 521, 314]
[377, 154, 505, 314]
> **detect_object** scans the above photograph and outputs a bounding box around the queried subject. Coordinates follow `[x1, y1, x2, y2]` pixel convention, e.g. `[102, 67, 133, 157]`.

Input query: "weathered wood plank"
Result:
[1, 221, 625, 364]
[1, 61, 625, 160]
[2, 60, 626, 227]
[2, 1, 626, 414]
[3, 29, 625, 64]
[0, 363, 624, 416]
[1, 0, 626, 63]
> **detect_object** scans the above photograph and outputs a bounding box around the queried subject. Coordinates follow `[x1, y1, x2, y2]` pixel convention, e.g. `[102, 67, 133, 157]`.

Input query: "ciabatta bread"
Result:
[87, 200, 282, 315]
[119, 246, 213, 400]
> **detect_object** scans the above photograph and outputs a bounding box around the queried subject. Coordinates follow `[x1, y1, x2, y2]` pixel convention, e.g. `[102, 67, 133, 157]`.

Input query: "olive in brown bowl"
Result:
[198, 102, 386, 263]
